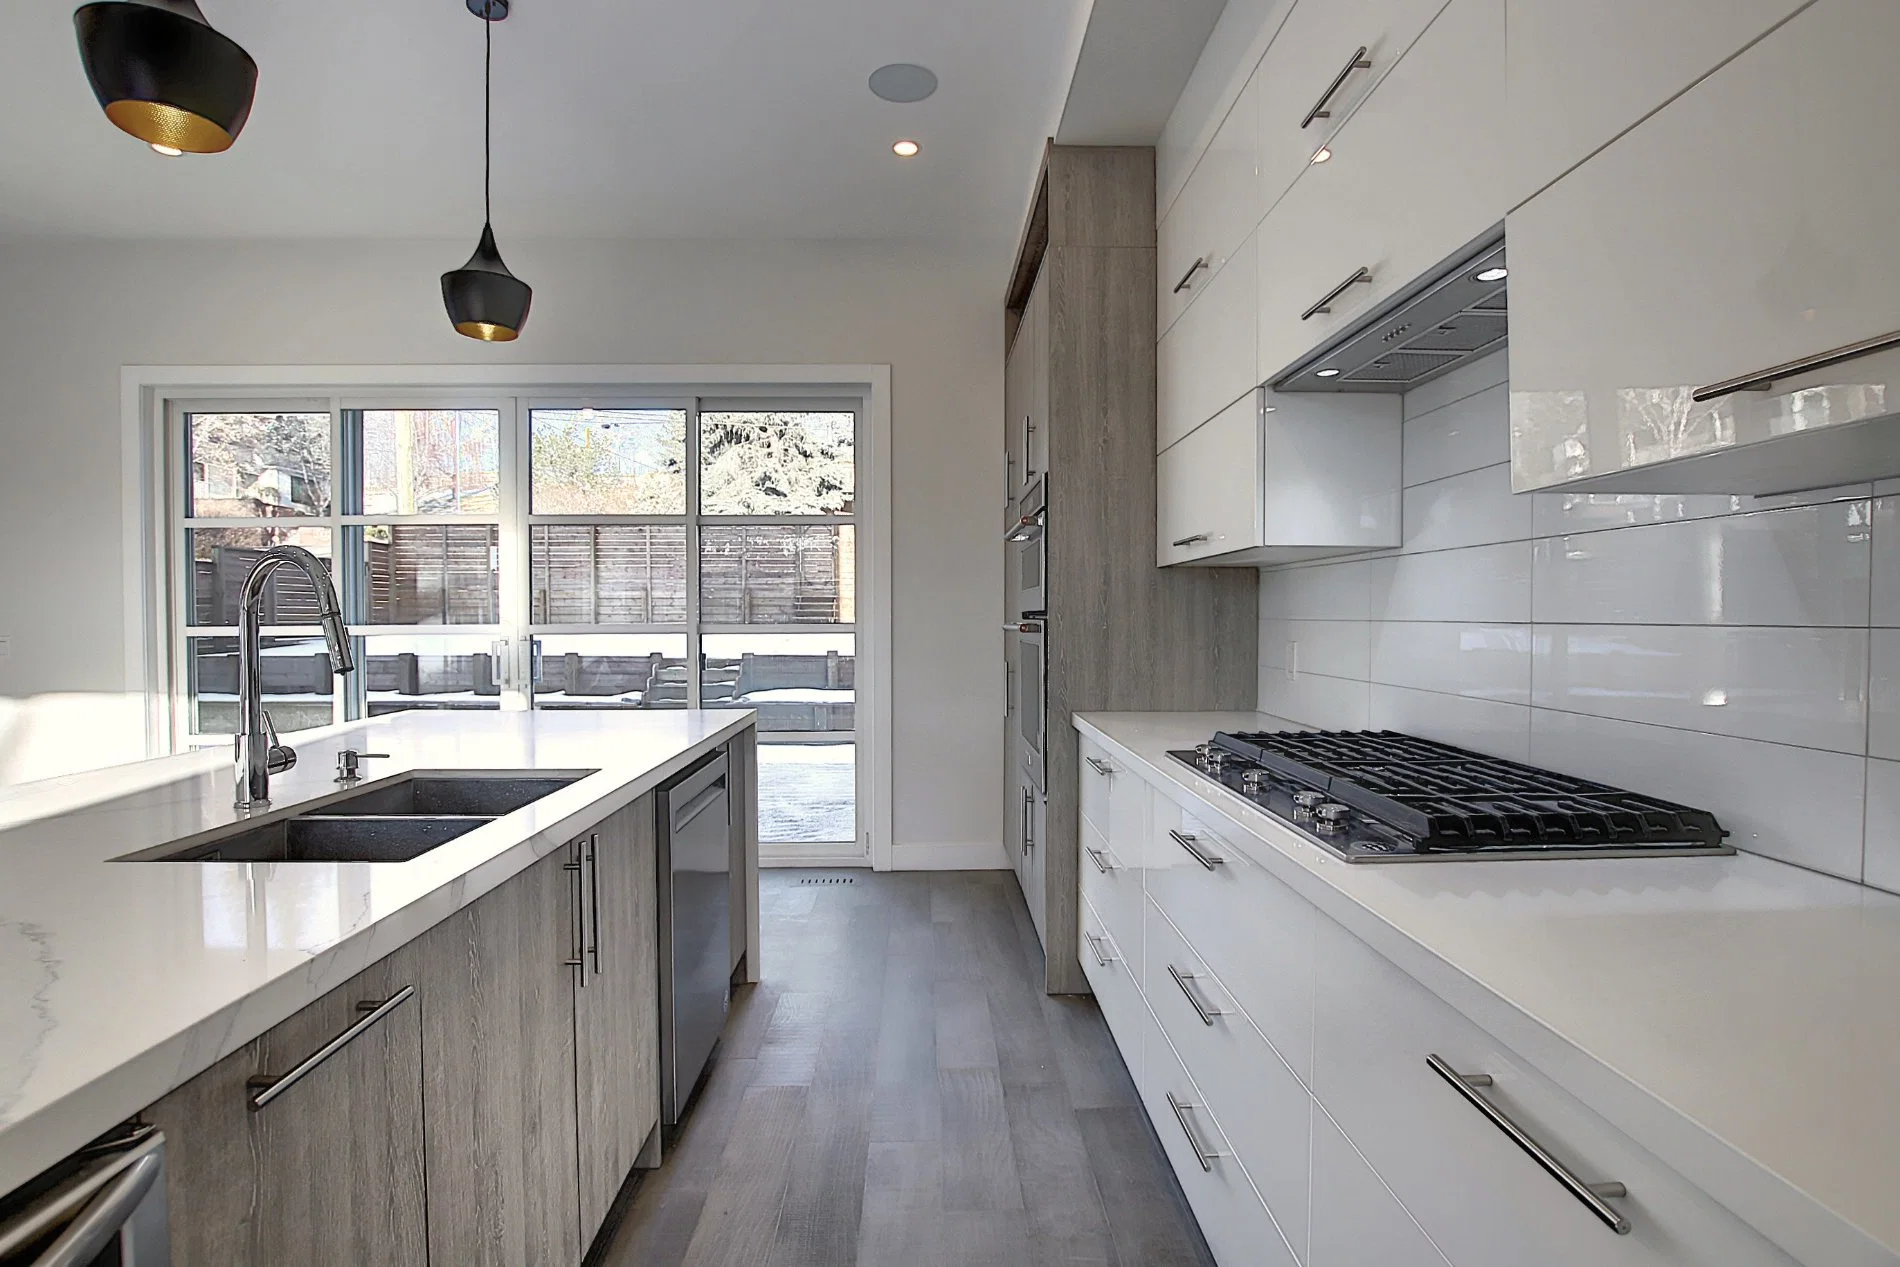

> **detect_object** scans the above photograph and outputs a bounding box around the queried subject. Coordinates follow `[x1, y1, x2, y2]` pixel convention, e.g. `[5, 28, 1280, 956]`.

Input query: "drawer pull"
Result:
[1086, 756, 1115, 776]
[1173, 256, 1210, 294]
[1426, 1055, 1632, 1235]
[1083, 930, 1116, 967]
[248, 986, 417, 1111]
[1167, 964, 1224, 1025]
[1692, 327, 1900, 402]
[1301, 45, 1373, 129]
[1169, 828, 1224, 870]
[1085, 846, 1115, 874]
[1302, 265, 1373, 320]
[1166, 1092, 1221, 1171]
[1171, 532, 1211, 548]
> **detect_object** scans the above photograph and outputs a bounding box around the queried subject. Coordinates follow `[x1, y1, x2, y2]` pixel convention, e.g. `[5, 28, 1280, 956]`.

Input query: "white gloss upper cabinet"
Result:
[1253, 0, 1454, 217]
[1159, 231, 1259, 453]
[1508, 0, 1900, 494]
[1159, 69, 1262, 339]
[1507, 0, 1811, 202]
[1159, 388, 1401, 568]
[1255, 0, 1509, 385]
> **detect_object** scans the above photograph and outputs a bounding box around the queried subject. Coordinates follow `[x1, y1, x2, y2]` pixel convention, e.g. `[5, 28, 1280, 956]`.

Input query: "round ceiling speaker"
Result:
[869, 63, 938, 104]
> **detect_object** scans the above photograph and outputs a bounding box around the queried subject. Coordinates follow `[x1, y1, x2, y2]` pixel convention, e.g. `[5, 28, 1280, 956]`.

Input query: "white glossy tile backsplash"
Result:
[1258, 350, 1897, 890]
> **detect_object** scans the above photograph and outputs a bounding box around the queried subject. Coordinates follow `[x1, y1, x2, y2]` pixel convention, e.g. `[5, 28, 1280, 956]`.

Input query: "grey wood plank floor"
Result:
[592, 869, 1213, 1267]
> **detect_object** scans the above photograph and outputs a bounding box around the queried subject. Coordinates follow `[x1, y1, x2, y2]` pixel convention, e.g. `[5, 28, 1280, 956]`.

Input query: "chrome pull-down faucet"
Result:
[234, 546, 354, 810]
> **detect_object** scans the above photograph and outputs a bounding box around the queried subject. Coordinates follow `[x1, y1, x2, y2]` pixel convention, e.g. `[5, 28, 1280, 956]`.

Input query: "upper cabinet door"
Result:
[1254, 0, 1453, 216]
[1159, 70, 1262, 338]
[1508, 0, 1900, 493]
[1159, 230, 1259, 452]
[1507, 0, 1811, 202]
[1256, 0, 1508, 385]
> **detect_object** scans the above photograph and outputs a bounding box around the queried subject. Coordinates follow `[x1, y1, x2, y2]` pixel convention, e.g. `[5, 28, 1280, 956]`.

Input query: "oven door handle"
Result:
[31, 1146, 164, 1267]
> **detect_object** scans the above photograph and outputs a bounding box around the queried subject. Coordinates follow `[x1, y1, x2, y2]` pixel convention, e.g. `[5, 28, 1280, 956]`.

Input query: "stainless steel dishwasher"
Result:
[658, 747, 732, 1124]
[0, 1124, 169, 1265]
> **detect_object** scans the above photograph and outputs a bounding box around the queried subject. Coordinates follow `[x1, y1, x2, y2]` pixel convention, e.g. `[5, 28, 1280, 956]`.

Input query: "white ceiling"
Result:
[0, 0, 1093, 241]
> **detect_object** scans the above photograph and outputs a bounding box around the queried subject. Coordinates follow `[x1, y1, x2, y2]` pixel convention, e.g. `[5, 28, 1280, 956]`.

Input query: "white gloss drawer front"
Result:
[1143, 896, 1310, 1260]
[1144, 794, 1315, 1083]
[1309, 917, 1801, 1267]
[1078, 894, 1143, 1085]
[1079, 737, 1115, 835]
[1138, 999, 1299, 1267]
[1080, 816, 1141, 964]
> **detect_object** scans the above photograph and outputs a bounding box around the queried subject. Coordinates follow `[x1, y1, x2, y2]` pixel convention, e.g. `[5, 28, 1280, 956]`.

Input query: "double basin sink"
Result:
[117, 772, 594, 865]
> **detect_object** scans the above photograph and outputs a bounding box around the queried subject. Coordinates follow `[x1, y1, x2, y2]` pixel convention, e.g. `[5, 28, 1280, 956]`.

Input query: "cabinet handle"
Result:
[1166, 1092, 1220, 1171]
[1172, 256, 1210, 294]
[1022, 787, 1035, 856]
[586, 833, 601, 977]
[1167, 964, 1224, 1025]
[1426, 1055, 1632, 1235]
[1169, 828, 1225, 870]
[1083, 930, 1115, 967]
[1085, 846, 1115, 874]
[1086, 756, 1115, 776]
[1692, 327, 1900, 402]
[1302, 265, 1373, 320]
[247, 986, 417, 1111]
[1301, 44, 1373, 128]
[31, 1141, 165, 1267]
[1171, 533, 1211, 548]
[564, 850, 587, 986]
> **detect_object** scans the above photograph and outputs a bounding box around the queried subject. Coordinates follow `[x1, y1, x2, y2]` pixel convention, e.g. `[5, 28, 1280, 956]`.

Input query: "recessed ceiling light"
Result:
[869, 63, 938, 103]
[1315, 368, 1341, 378]
[1475, 265, 1508, 283]
[150, 142, 183, 157]
[1310, 147, 1331, 164]
[892, 139, 921, 158]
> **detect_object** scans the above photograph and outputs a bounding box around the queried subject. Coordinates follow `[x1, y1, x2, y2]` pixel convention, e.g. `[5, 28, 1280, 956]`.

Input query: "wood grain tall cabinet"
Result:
[1003, 143, 1258, 995]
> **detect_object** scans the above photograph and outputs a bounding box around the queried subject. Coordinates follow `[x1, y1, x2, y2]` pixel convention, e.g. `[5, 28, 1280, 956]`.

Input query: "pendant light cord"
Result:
[483, 7, 493, 227]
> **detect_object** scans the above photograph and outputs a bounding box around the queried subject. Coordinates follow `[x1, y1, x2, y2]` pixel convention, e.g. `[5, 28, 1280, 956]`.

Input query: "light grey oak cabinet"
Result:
[1002, 144, 1258, 994]
[146, 952, 428, 1267]
[574, 797, 662, 1243]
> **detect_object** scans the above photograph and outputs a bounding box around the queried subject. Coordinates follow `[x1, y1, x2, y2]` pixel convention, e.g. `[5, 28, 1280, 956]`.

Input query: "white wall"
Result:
[0, 236, 1005, 862]
[1258, 349, 1900, 893]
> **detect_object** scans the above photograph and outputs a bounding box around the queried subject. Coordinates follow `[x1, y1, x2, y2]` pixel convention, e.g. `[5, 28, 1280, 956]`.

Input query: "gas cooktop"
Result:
[1166, 730, 1732, 863]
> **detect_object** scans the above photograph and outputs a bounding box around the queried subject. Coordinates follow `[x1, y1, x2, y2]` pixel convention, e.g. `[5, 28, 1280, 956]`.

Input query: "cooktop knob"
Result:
[1291, 790, 1326, 818]
[1240, 770, 1269, 795]
[1202, 749, 1227, 772]
[1314, 803, 1351, 832]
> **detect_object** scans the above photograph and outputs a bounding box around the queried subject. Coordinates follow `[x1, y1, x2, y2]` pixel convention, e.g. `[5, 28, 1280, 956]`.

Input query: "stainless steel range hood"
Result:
[1272, 236, 1507, 393]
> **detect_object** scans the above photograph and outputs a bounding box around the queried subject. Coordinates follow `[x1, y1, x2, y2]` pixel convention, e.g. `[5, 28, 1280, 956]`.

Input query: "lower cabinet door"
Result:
[1081, 816, 1141, 959]
[147, 956, 427, 1267]
[1308, 1104, 1449, 1267]
[574, 796, 662, 1245]
[407, 847, 583, 1267]
[1143, 897, 1309, 1259]
[1310, 917, 1802, 1267]
[1078, 894, 1143, 1079]
[1138, 1001, 1299, 1267]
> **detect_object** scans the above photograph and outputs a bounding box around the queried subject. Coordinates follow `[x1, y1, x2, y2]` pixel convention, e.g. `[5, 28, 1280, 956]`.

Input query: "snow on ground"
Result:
[759, 743, 855, 844]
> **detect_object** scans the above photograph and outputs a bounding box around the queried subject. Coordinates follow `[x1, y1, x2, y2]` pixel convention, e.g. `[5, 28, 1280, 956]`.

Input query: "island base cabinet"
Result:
[575, 795, 662, 1244]
[1310, 916, 1801, 1267]
[1308, 1105, 1447, 1267]
[404, 844, 583, 1267]
[146, 956, 427, 1267]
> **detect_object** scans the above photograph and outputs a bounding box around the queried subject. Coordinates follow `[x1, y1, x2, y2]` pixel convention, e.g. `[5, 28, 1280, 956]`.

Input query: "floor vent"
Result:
[799, 876, 856, 885]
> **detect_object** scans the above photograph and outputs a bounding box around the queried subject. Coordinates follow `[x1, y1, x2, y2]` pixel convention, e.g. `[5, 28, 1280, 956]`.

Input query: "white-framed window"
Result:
[156, 384, 873, 859]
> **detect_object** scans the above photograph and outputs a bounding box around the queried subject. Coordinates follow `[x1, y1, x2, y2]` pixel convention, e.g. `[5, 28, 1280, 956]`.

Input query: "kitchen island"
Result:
[1076, 710, 1900, 1267]
[0, 709, 758, 1263]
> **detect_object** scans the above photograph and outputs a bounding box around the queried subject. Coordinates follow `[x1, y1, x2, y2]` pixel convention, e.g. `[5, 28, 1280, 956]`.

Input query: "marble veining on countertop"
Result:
[0, 709, 753, 1199]
[1076, 710, 1900, 1267]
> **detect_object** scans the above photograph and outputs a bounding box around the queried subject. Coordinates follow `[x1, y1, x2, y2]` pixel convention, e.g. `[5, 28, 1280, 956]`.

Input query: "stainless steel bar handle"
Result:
[1173, 256, 1210, 294]
[247, 986, 417, 1111]
[1085, 846, 1114, 874]
[1692, 327, 1900, 402]
[1302, 45, 1373, 128]
[564, 848, 587, 984]
[1083, 930, 1115, 967]
[1169, 828, 1225, 870]
[1022, 787, 1035, 856]
[1085, 756, 1115, 776]
[1171, 533, 1211, 548]
[32, 1148, 163, 1267]
[0, 1129, 164, 1263]
[586, 833, 602, 977]
[1302, 265, 1373, 320]
[1426, 1055, 1632, 1235]
[1166, 1093, 1219, 1172]
[1167, 964, 1223, 1025]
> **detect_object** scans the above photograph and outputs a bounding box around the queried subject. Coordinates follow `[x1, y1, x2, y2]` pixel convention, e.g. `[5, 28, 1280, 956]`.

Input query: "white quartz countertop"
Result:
[1076, 711, 1900, 1267]
[0, 709, 754, 1199]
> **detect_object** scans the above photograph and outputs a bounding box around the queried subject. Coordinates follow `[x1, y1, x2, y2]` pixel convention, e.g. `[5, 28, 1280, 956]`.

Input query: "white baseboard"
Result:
[887, 840, 1011, 871]
[760, 842, 872, 868]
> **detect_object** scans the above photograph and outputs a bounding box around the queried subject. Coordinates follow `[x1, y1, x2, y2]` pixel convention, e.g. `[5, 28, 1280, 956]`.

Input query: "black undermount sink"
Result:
[115, 770, 595, 864]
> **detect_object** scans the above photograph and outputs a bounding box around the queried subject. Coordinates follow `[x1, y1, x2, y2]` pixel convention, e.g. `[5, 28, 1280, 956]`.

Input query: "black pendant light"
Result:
[74, 0, 257, 155]
[442, 0, 531, 342]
